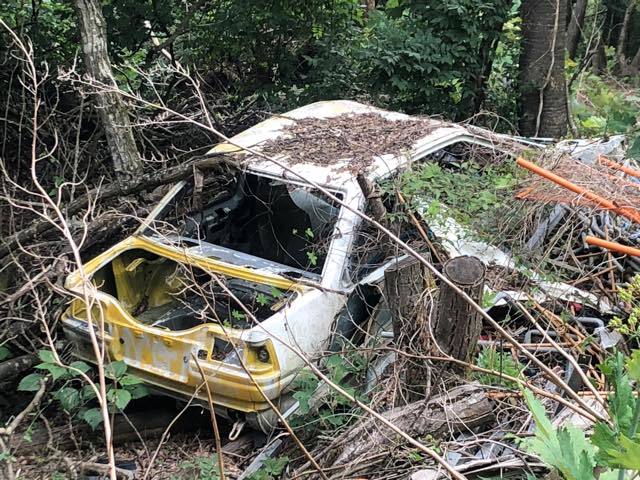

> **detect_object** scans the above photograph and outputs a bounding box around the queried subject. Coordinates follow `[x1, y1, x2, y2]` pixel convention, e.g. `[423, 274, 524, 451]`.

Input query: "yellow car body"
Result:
[62, 100, 516, 428]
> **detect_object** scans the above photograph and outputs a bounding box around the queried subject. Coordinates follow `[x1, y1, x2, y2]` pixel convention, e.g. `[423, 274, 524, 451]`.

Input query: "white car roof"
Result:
[207, 100, 529, 190]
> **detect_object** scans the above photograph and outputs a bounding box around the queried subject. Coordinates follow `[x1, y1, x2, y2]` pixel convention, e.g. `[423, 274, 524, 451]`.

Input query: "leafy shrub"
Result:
[474, 346, 523, 388]
[247, 456, 289, 480]
[610, 274, 640, 341]
[172, 455, 220, 480]
[282, 0, 511, 119]
[571, 74, 640, 156]
[522, 351, 640, 479]
[18, 352, 148, 430]
[291, 352, 367, 430]
[391, 160, 520, 236]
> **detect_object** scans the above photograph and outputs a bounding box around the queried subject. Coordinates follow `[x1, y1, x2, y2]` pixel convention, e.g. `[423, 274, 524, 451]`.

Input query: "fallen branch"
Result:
[318, 384, 494, 470]
[0, 154, 235, 261]
[0, 379, 47, 436]
[0, 354, 38, 381]
[76, 460, 134, 480]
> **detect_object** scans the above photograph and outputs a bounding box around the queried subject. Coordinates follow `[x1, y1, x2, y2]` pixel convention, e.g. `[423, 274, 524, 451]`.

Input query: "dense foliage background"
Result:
[1, 0, 638, 148]
[0, 0, 637, 209]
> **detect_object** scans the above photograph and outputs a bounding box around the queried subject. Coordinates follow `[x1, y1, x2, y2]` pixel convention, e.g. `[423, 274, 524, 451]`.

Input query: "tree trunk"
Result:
[384, 255, 434, 402]
[432, 256, 485, 364]
[365, 0, 376, 17]
[566, 0, 588, 58]
[592, 2, 611, 74]
[616, 0, 638, 69]
[592, 37, 607, 74]
[471, 2, 511, 114]
[629, 44, 640, 74]
[518, 0, 568, 137]
[75, 0, 143, 179]
[356, 174, 387, 227]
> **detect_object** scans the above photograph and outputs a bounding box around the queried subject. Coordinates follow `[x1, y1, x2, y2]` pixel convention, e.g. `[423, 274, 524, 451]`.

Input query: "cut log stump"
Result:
[432, 255, 486, 364]
[384, 255, 434, 401]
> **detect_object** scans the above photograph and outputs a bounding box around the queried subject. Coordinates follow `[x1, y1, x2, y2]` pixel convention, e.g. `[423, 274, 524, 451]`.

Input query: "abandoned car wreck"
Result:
[61, 100, 622, 437]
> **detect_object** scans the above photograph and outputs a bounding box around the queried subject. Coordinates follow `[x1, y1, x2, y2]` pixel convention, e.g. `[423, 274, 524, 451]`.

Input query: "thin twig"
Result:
[192, 353, 226, 480]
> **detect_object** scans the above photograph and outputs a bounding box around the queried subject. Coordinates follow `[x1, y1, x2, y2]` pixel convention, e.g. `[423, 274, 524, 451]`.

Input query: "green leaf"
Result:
[262, 456, 289, 476]
[118, 374, 143, 386]
[605, 434, 640, 469]
[35, 362, 68, 381]
[106, 360, 127, 379]
[56, 387, 81, 411]
[247, 470, 268, 480]
[292, 391, 312, 415]
[626, 349, 640, 382]
[38, 350, 56, 364]
[593, 417, 640, 470]
[68, 361, 91, 375]
[628, 136, 640, 159]
[255, 293, 270, 306]
[326, 355, 349, 384]
[602, 352, 634, 431]
[0, 452, 14, 462]
[306, 251, 318, 266]
[580, 116, 607, 132]
[522, 389, 597, 480]
[0, 345, 11, 361]
[324, 413, 346, 427]
[83, 408, 103, 430]
[114, 389, 132, 410]
[82, 384, 97, 401]
[18, 373, 44, 392]
[128, 384, 149, 400]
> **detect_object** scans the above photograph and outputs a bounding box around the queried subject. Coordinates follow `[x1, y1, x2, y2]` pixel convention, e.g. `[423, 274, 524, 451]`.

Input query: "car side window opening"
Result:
[147, 172, 342, 274]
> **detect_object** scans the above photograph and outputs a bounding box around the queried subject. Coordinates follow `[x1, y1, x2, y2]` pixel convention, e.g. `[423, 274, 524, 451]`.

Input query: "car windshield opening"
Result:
[144, 171, 342, 274]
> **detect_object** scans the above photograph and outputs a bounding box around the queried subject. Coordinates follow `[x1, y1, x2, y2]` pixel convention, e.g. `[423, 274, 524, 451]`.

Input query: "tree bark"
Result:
[616, 0, 638, 69]
[629, 44, 640, 74]
[384, 255, 434, 402]
[518, 0, 568, 137]
[365, 0, 376, 17]
[432, 256, 485, 364]
[566, 0, 588, 58]
[75, 0, 143, 179]
[356, 174, 387, 226]
[592, 39, 607, 74]
[471, 1, 512, 114]
[592, 2, 615, 75]
[356, 173, 395, 259]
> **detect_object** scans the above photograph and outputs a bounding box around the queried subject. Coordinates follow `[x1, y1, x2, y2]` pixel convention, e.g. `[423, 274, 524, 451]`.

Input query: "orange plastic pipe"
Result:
[516, 157, 640, 224]
[598, 155, 640, 179]
[585, 235, 640, 257]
